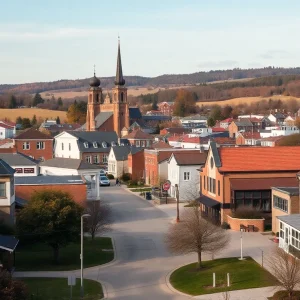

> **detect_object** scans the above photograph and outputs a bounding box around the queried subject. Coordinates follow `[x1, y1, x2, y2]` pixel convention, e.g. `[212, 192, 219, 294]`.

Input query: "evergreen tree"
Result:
[56, 116, 61, 124]
[32, 93, 44, 107]
[207, 117, 216, 127]
[8, 95, 17, 109]
[151, 99, 158, 111]
[16, 116, 22, 124]
[57, 97, 63, 107]
[31, 115, 37, 126]
[22, 118, 31, 129]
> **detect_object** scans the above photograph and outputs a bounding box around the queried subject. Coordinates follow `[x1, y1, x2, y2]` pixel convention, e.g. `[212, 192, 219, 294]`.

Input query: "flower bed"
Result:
[227, 215, 265, 232]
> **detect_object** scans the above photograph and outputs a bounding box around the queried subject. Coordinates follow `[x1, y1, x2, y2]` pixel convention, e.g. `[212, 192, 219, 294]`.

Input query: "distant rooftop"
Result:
[15, 175, 85, 185]
[278, 214, 300, 231]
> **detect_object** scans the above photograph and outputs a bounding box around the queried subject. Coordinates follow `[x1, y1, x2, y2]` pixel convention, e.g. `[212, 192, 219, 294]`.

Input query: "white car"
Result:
[100, 175, 110, 186]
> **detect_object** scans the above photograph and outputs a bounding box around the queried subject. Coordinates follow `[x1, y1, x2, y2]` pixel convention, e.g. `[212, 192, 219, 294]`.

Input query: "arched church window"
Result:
[89, 94, 92, 102]
[96, 94, 99, 102]
[114, 94, 117, 102]
[121, 92, 124, 103]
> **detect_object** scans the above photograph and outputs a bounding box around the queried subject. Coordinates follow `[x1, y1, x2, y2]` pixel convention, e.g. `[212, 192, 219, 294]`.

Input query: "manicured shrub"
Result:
[107, 174, 114, 179]
[232, 206, 263, 219]
[221, 221, 231, 230]
[121, 173, 131, 182]
[270, 290, 300, 300]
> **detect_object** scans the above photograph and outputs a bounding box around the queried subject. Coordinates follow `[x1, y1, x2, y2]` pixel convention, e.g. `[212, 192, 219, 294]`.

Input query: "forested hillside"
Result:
[2, 67, 300, 95]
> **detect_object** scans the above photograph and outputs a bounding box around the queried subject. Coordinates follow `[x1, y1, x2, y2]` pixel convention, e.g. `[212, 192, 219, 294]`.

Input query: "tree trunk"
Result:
[197, 251, 202, 269]
[91, 230, 95, 241]
[53, 246, 59, 264]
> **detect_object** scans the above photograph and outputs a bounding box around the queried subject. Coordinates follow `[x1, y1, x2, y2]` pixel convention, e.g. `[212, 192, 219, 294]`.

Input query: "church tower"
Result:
[112, 39, 130, 136]
[86, 70, 102, 131]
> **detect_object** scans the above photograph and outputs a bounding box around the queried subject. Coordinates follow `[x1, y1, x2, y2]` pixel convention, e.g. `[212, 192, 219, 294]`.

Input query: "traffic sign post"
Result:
[68, 275, 76, 300]
[163, 180, 171, 204]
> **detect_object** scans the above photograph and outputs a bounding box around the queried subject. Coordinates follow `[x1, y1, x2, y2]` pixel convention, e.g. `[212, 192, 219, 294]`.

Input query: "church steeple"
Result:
[114, 38, 125, 86]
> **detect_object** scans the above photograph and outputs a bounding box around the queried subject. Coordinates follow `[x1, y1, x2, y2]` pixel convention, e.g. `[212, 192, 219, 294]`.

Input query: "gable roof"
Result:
[218, 146, 300, 172]
[65, 131, 118, 153]
[233, 119, 253, 127]
[15, 128, 53, 140]
[39, 157, 102, 170]
[123, 129, 153, 140]
[81, 112, 114, 130]
[163, 127, 191, 134]
[0, 159, 15, 176]
[171, 152, 207, 165]
[238, 132, 261, 139]
[152, 141, 172, 149]
[0, 123, 14, 129]
[0, 153, 38, 166]
[157, 149, 201, 163]
[277, 214, 300, 231]
[129, 107, 142, 119]
[111, 145, 131, 160]
[0, 235, 19, 252]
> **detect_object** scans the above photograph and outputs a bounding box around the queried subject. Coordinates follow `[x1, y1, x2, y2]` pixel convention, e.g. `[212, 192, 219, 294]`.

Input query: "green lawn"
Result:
[170, 257, 278, 296]
[21, 277, 103, 300]
[16, 237, 114, 271]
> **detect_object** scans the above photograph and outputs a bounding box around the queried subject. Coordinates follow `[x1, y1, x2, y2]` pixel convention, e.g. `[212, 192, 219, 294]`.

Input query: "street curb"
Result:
[165, 266, 194, 298]
[122, 186, 157, 206]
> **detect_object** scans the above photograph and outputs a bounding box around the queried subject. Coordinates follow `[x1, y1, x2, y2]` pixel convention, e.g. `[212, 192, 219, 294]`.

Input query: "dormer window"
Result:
[111, 141, 117, 147]
[102, 142, 107, 148]
[84, 142, 89, 148]
[93, 142, 98, 148]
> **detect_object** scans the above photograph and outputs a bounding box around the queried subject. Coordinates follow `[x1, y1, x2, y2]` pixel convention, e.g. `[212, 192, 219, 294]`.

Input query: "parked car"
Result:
[100, 169, 106, 175]
[100, 175, 110, 186]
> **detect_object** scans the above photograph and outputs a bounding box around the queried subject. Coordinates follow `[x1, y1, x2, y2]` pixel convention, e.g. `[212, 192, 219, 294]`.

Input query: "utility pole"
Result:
[175, 184, 180, 222]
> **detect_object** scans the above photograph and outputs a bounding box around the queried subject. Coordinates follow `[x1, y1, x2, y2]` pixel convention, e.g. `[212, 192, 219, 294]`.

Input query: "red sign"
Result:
[15, 168, 23, 173]
[24, 168, 34, 173]
[163, 180, 171, 191]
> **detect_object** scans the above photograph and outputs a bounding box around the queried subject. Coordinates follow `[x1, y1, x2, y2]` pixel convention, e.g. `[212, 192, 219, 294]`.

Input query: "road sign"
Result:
[163, 180, 171, 191]
[68, 275, 76, 286]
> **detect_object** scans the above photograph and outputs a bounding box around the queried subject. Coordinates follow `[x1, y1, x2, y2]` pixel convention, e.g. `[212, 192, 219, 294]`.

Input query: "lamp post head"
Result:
[81, 214, 91, 218]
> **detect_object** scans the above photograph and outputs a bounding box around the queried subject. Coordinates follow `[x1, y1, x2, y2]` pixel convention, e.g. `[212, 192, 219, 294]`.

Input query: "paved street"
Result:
[15, 186, 278, 299]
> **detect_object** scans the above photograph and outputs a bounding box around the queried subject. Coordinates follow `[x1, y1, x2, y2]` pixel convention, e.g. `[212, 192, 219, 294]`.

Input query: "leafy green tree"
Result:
[57, 97, 63, 107]
[17, 190, 83, 264]
[21, 118, 31, 129]
[209, 105, 223, 123]
[8, 95, 17, 109]
[56, 116, 61, 124]
[32, 93, 44, 107]
[31, 115, 37, 126]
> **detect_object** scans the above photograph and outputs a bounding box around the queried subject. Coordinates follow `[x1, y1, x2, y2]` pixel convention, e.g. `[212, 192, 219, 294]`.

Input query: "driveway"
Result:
[15, 186, 277, 299]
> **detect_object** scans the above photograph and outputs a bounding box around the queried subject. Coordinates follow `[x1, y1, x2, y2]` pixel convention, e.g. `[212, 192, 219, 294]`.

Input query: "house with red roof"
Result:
[122, 129, 154, 148]
[220, 118, 233, 129]
[199, 143, 300, 228]
[236, 132, 262, 146]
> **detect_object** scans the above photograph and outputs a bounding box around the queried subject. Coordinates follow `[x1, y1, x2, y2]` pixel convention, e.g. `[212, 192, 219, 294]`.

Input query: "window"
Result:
[146, 140, 150, 147]
[207, 177, 216, 194]
[36, 141, 45, 150]
[0, 182, 6, 197]
[102, 142, 107, 148]
[86, 156, 91, 163]
[23, 142, 30, 150]
[204, 175, 206, 190]
[103, 154, 108, 163]
[61, 143, 64, 150]
[69, 143, 71, 151]
[136, 140, 140, 147]
[84, 142, 89, 148]
[217, 180, 220, 196]
[184, 172, 190, 181]
[141, 141, 145, 147]
[93, 155, 99, 164]
[273, 195, 288, 213]
[93, 142, 98, 148]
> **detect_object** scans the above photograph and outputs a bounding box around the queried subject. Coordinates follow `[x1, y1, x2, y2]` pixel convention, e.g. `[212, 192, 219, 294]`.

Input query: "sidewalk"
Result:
[193, 286, 278, 300]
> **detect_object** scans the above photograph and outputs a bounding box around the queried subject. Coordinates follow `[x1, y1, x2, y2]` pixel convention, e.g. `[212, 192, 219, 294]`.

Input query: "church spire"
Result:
[114, 37, 125, 86]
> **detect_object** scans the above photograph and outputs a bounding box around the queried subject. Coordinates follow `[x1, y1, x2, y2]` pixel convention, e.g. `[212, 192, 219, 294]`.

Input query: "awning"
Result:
[197, 195, 220, 208]
[230, 177, 298, 191]
[0, 235, 19, 252]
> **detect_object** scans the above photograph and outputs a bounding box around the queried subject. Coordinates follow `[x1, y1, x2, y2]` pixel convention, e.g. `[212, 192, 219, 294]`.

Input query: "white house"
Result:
[107, 146, 131, 178]
[190, 127, 212, 137]
[54, 131, 118, 166]
[181, 115, 207, 128]
[0, 153, 39, 176]
[167, 151, 207, 201]
[0, 123, 14, 139]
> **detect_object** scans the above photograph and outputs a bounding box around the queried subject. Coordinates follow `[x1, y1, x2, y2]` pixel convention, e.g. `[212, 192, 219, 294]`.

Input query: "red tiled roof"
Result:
[173, 152, 207, 165]
[212, 127, 227, 132]
[213, 137, 236, 145]
[219, 146, 300, 172]
[0, 120, 16, 127]
[122, 129, 153, 140]
[220, 118, 233, 123]
[239, 132, 261, 139]
[14, 128, 53, 140]
[182, 135, 201, 143]
[0, 123, 14, 129]
[158, 149, 200, 163]
[152, 141, 172, 149]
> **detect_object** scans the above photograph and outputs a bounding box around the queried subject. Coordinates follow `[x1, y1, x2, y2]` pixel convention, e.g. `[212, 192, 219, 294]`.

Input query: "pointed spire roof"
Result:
[114, 38, 125, 86]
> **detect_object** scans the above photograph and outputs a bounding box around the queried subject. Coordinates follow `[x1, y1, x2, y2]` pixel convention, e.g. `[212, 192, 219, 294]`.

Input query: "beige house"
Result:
[272, 187, 299, 233]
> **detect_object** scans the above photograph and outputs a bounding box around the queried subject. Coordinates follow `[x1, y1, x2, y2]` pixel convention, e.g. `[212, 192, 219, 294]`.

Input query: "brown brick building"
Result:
[199, 143, 300, 225]
[14, 128, 53, 161]
[128, 149, 145, 181]
[157, 102, 174, 116]
[122, 129, 153, 148]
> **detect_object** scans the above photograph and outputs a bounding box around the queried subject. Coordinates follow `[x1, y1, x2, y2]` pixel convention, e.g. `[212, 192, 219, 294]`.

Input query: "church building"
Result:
[84, 40, 142, 137]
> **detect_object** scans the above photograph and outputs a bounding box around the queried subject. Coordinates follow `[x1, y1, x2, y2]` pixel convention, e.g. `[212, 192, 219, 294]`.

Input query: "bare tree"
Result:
[165, 207, 230, 269]
[84, 201, 112, 240]
[181, 179, 201, 203]
[267, 247, 300, 299]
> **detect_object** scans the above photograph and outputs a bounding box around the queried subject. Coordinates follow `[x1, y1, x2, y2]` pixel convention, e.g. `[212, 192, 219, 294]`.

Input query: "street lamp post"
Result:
[81, 214, 91, 299]
[239, 228, 245, 260]
[175, 184, 180, 222]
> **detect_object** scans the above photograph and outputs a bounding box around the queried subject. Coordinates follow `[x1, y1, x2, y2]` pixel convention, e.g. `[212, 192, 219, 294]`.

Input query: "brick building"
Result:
[122, 129, 153, 148]
[14, 128, 53, 161]
[157, 102, 174, 116]
[128, 148, 145, 181]
[199, 143, 300, 225]
[235, 132, 261, 146]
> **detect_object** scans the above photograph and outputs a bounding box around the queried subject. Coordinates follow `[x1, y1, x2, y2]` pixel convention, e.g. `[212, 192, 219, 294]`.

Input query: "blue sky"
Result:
[1, 0, 300, 84]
